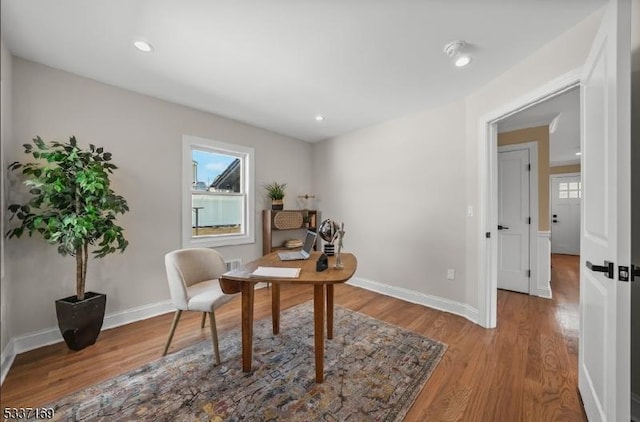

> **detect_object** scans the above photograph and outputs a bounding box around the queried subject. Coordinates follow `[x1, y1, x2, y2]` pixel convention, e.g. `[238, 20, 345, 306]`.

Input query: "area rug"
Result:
[49, 302, 447, 421]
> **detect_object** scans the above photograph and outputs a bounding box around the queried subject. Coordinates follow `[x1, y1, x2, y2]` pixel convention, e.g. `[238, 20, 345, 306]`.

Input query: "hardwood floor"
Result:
[0, 254, 585, 421]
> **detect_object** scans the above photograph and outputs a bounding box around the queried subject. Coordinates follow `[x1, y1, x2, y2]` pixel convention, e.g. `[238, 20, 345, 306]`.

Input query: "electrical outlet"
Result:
[467, 206, 473, 217]
[447, 269, 455, 280]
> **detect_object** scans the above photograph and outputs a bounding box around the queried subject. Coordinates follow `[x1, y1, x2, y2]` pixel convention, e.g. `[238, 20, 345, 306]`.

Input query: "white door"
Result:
[497, 148, 530, 294]
[551, 175, 581, 255]
[579, 0, 631, 420]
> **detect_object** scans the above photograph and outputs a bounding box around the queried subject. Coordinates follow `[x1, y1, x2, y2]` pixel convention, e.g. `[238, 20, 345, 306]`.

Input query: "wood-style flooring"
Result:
[0, 254, 585, 421]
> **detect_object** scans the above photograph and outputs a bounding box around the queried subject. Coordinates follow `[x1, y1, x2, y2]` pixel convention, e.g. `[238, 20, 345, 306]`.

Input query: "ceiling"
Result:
[498, 87, 581, 166]
[1, 0, 605, 142]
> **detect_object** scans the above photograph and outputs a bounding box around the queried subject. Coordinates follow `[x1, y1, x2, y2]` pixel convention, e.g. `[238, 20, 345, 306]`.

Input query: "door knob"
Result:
[586, 260, 614, 279]
[498, 225, 509, 230]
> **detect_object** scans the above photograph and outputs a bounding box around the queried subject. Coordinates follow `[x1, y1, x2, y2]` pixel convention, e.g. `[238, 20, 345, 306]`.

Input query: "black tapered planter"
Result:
[55, 292, 106, 351]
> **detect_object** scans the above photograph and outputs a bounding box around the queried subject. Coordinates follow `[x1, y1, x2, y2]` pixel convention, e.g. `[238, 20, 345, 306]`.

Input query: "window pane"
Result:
[569, 191, 578, 198]
[192, 150, 241, 193]
[559, 183, 568, 190]
[559, 191, 568, 199]
[569, 182, 578, 189]
[192, 193, 243, 236]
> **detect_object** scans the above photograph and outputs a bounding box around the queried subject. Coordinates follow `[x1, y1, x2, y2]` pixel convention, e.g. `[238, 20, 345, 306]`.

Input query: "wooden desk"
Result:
[219, 251, 357, 383]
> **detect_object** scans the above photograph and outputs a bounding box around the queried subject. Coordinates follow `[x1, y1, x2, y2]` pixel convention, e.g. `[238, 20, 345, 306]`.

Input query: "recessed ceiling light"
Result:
[315, 115, 324, 122]
[134, 40, 154, 53]
[575, 152, 582, 156]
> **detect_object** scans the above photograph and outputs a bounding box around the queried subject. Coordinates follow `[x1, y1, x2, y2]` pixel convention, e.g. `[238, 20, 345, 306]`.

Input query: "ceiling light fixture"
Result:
[315, 115, 325, 122]
[443, 40, 472, 68]
[134, 40, 154, 53]
[575, 152, 582, 156]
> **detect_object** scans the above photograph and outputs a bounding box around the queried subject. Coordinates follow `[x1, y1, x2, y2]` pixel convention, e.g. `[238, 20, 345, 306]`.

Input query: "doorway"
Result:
[550, 173, 581, 255]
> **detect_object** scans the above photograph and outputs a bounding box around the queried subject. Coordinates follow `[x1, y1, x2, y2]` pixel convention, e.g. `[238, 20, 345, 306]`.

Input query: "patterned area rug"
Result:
[50, 302, 447, 421]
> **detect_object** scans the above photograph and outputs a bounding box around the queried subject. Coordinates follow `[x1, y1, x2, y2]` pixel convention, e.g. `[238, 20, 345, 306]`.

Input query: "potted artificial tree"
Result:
[6, 136, 129, 350]
[264, 181, 286, 210]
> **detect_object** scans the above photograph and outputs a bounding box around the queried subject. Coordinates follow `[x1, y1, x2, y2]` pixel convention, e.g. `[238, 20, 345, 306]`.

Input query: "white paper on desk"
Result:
[251, 266, 301, 278]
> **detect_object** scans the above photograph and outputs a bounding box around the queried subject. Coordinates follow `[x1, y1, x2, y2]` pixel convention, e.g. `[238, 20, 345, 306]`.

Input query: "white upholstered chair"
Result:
[163, 248, 237, 364]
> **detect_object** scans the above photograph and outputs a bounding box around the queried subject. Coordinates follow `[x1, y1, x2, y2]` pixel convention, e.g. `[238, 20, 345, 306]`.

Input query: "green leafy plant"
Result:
[6, 136, 129, 300]
[263, 181, 287, 200]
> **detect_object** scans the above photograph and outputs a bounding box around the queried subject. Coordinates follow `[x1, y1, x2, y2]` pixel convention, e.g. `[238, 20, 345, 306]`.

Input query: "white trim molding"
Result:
[348, 277, 479, 324]
[536, 231, 552, 298]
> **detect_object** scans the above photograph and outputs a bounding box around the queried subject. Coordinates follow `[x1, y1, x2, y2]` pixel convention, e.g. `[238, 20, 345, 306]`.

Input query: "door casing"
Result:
[477, 69, 581, 328]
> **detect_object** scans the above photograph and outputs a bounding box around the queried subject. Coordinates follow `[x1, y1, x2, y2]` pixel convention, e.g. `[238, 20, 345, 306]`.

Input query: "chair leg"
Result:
[208, 311, 221, 365]
[162, 310, 182, 356]
[200, 312, 207, 328]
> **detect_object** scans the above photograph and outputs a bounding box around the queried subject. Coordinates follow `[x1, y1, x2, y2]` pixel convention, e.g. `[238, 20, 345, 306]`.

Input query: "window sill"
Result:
[183, 233, 255, 249]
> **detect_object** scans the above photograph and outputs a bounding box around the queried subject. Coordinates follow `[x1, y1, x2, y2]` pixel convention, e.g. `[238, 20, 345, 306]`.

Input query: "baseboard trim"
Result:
[632, 391, 640, 422]
[534, 286, 553, 299]
[2, 281, 473, 384]
[0, 338, 16, 386]
[348, 276, 479, 324]
[0, 299, 175, 385]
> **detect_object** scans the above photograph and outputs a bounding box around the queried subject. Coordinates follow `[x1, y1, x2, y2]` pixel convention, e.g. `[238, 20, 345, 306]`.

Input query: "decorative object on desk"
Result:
[334, 222, 345, 269]
[263, 181, 286, 210]
[5, 136, 129, 351]
[318, 218, 340, 256]
[45, 302, 447, 421]
[316, 253, 328, 272]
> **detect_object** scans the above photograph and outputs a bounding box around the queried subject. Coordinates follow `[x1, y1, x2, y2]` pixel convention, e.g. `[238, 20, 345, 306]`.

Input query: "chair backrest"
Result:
[165, 248, 227, 309]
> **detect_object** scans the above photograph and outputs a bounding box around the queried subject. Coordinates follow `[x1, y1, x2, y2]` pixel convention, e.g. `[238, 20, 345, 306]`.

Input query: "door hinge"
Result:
[526, 269, 531, 278]
[527, 164, 531, 171]
[527, 217, 531, 224]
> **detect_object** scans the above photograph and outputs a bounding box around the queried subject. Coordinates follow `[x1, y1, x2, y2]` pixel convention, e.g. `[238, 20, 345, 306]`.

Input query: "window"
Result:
[558, 181, 581, 199]
[182, 135, 255, 247]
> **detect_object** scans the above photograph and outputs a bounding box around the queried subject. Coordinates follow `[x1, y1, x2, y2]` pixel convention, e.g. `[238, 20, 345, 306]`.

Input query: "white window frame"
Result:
[182, 135, 255, 248]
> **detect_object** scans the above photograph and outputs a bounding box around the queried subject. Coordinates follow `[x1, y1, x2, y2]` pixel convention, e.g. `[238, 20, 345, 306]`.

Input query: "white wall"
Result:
[1, 34, 14, 355]
[5, 58, 313, 338]
[313, 100, 468, 305]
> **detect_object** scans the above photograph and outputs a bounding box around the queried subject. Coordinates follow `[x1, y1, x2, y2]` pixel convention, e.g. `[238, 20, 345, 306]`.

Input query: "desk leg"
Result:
[271, 282, 280, 335]
[313, 284, 325, 383]
[241, 281, 256, 372]
[326, 284, 334, 340]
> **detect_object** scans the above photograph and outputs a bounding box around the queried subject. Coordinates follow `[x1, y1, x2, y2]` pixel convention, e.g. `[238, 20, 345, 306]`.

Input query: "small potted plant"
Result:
[6, 136, 129, 350]
[264, 182, 286, 210]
